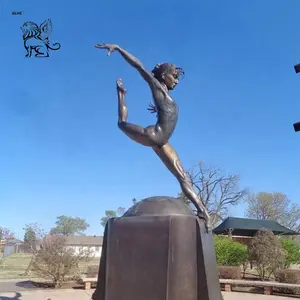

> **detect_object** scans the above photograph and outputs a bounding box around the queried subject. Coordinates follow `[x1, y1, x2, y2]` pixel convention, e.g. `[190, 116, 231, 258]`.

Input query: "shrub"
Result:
[275, 269, 300, 295]
[214, 235, 248, 266]
[280, 238, 300, 268]
[249, 228, 285, 281]
[219, 266, 242, 279]
[86, 265, 99, 277]
[276, 269, 300, 283]
[31, 235, 92, 288]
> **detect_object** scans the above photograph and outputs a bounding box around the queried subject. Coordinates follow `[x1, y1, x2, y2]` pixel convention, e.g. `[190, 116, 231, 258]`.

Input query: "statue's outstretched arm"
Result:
[95, 44, 162, 91]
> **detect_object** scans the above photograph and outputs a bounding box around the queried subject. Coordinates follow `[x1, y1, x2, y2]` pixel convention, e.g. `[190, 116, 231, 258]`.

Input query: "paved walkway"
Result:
[0, 289, 93, 300]
[0, 290, 297, 300]
[0, 280, 44, 293]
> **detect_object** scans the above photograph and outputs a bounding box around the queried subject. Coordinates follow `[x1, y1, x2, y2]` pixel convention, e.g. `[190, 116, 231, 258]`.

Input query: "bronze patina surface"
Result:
[122, 196, 194, 217]
[95, 44, 210, 226]
[93, 45, 223, 300]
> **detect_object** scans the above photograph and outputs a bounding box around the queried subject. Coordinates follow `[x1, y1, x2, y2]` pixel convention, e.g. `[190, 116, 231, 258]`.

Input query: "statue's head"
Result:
[151, 63, 184, 90]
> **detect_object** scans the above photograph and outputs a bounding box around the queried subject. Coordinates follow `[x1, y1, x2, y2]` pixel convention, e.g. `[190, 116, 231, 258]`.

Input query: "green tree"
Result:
[23, 223, 45, 276]
[23, 223, 44, 250]
[24, 227, 37, 245]
[245, 192, 300, 231]
[100, 208, 125, 227]
[280, 238, 300, 268]
[100, 198, 138, 227]
[50, 216, 89, 236]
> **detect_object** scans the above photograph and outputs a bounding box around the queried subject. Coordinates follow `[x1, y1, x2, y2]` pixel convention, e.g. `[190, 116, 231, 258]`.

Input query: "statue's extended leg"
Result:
[153, 143, 211, 227]
[116, 78, 156, 147]
[117, 78, 128, 123]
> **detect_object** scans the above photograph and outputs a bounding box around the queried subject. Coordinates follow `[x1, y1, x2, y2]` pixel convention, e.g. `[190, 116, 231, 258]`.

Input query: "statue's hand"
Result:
[147, 103, 157, 115]
[95, 43, 119, 56]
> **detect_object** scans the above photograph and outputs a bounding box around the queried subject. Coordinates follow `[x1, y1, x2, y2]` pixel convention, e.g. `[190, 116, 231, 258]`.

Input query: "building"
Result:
[3, 240, 29, 257]
[64, 235, 103, 258]
[213, 217, 299, 245]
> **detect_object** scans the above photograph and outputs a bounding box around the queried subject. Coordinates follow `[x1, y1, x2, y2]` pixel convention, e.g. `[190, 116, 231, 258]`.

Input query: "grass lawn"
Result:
[0, 253, 100, 280]
[0, 253, 32, 279]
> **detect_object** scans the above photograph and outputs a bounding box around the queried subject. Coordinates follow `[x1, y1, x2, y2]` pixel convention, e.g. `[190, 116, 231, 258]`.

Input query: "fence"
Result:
[3, 244, 31, 257]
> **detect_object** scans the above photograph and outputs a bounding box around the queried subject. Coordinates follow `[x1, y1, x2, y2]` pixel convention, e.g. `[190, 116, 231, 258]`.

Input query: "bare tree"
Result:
[179, 161, 248, 227]
[245, 192, 300, 231]
[0, 227, 15, 242]
[31, 235, 92, 288]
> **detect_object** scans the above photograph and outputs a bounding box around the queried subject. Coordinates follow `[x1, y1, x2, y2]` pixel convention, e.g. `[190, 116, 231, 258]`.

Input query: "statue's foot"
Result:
[116, 78, 127, 94]
[197, 210, 211, 232]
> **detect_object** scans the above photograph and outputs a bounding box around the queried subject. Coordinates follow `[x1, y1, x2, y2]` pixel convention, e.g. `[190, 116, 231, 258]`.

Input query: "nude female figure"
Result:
[95, 43, 210, 226]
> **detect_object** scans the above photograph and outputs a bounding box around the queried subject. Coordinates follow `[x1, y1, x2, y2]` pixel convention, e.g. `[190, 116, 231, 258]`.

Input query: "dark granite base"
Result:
[92, 196, 222, 300]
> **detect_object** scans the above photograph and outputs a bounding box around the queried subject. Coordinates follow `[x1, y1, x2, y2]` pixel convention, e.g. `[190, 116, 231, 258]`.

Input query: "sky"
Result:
[0, 0, 300, 239]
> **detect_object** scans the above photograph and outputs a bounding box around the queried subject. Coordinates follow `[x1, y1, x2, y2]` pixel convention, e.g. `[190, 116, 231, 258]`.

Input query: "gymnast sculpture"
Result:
[95, 43, 210, 226]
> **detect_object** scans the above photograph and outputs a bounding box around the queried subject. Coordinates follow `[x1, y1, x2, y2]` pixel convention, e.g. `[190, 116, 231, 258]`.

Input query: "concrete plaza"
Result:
[0, 290, 297, 300]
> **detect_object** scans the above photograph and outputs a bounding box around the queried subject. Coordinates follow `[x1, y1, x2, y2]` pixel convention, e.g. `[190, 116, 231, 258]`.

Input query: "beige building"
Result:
[65, 235, 103, 258]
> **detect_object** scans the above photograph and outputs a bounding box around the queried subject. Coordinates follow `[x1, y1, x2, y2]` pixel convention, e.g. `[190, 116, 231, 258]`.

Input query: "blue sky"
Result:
[1, 0, 300, 239]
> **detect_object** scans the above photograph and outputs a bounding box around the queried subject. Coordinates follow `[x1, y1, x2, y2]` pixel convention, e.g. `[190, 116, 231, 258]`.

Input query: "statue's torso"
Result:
[155, 95, 178, 140]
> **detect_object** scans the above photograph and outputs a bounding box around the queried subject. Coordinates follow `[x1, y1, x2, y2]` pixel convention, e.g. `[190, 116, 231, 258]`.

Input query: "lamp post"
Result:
[293, 64, 300, 132]
[294, 63, 300, 74]
[294, 122, 300, 132]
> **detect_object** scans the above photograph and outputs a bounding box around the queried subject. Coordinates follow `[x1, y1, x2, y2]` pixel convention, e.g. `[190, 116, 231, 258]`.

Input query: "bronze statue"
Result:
[95, 43, 210, 227]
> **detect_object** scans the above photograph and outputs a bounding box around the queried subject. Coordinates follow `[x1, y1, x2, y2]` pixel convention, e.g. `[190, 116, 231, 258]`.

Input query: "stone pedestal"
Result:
[92, 196, 222, 300]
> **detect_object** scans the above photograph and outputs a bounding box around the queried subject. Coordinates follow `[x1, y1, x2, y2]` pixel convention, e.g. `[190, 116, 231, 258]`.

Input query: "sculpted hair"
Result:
[151, 63, 185, 81]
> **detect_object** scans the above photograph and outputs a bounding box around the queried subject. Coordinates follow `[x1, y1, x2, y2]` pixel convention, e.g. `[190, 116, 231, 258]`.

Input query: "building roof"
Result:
[3, 239, 23, 246]
[64, 235, 103, 246]
[213, 217, 299, 237]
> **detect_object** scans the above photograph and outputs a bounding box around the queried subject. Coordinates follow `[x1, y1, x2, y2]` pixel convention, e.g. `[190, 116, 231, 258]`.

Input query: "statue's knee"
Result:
[118, 121, 125, 129]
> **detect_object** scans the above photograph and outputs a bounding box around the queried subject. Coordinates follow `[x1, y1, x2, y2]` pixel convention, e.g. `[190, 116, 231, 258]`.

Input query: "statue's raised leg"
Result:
[117, 78, 157, 147]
